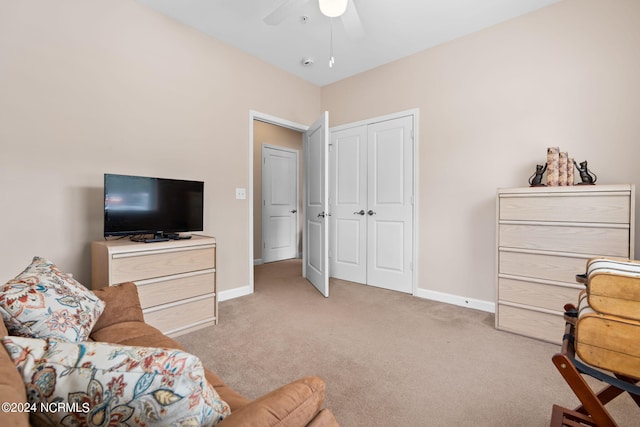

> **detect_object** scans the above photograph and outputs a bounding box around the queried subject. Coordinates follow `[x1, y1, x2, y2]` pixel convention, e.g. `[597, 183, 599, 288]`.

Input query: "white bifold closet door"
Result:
[330, 115, 414, 294]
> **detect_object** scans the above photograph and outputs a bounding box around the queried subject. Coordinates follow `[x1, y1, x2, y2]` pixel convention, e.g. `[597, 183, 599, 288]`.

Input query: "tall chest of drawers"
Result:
[496, 185, 635, 343]
[92, 235, 217, 337]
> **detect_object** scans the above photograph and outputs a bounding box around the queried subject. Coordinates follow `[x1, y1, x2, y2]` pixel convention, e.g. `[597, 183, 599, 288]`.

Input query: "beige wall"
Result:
[253, 121, 303, 261]
[2, 0, 640, 309]
[0, 0, 321, 292]
[322, 0, 640, 304]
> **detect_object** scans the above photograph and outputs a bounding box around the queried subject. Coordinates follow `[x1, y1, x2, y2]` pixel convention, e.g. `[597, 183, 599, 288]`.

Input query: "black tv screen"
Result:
[104, 174, 204, 237]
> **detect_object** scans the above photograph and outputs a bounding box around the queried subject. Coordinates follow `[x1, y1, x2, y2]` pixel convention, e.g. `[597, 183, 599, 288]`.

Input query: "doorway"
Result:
[249, 111, 330, 297]
[248, 112, 308, 296]
[254, 124, 303, 265]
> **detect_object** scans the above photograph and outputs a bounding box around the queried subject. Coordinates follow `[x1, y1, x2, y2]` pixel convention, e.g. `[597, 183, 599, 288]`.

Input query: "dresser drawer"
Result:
[110, 246, 215, 284]
[135, 271, 214, 309]
[496, 185, 635, 344]
[144, 295, 215, 335]
[499, 251, 588, 284]
[500, 194, 630, 223]
[499, 224, 629, 257]
[498, 304, 565, 344]
[498, 277, 581, 312]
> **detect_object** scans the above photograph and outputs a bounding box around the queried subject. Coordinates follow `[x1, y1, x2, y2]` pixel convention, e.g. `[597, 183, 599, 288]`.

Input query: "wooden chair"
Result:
[551, 258, 640, 427]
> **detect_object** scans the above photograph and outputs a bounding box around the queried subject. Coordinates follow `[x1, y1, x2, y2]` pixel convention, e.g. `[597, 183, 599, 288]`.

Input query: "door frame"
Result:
[261, 144, 300, 264]
[248, 111, 309, 296]
[329, 108, 420, 295]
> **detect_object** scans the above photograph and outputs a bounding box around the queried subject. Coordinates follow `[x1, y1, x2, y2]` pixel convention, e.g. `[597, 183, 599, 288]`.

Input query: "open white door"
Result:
[303, 112, 329, 297]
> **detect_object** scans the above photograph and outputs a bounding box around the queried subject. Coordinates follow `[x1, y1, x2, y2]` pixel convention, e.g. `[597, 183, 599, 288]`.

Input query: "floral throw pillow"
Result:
[2, 336, 230, 426]
[0, 256, 105, 342]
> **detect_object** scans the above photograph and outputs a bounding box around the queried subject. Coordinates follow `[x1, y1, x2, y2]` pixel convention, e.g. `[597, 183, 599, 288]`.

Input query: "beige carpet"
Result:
[176, 259, 637, 426]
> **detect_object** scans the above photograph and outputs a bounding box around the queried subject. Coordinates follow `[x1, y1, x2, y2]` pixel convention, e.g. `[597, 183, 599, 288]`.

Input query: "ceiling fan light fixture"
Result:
[319, 0, 348, 18]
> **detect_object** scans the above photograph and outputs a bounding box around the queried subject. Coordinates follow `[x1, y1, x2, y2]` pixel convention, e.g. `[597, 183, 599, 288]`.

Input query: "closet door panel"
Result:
[366, 116, 413, 293]
[329, 126, 367, 283]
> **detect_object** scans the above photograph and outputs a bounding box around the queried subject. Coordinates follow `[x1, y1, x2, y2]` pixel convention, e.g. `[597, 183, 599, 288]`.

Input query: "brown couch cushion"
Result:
[219, 376, 326, 427]
[0, 321, 30, 427]
[90, 321, 169, 347]
[91, 282, 145, 333]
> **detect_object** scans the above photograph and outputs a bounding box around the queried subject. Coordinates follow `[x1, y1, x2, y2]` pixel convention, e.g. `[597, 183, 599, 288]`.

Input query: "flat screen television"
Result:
[104, 173, 204, 240]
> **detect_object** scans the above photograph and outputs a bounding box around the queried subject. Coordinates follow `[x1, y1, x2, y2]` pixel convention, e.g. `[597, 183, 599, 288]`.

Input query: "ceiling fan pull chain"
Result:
[329, 18, 335, 68]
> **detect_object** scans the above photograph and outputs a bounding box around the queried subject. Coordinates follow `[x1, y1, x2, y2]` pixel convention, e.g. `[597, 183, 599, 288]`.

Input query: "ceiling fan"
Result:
[263, 0, 364, 39]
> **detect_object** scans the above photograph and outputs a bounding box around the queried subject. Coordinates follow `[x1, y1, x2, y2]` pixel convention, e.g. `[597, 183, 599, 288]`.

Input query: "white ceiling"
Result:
[135, 0, 561, 87]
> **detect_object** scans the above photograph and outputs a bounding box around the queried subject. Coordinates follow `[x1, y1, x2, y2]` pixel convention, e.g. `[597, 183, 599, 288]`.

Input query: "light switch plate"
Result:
[235, 188, 246, 200]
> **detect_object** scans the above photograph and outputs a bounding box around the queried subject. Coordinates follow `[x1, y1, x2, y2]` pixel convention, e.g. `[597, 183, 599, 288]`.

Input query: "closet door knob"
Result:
[353, 210, 365, 216]
[367, 210, 376, 216]
[290, 209, 297, 214]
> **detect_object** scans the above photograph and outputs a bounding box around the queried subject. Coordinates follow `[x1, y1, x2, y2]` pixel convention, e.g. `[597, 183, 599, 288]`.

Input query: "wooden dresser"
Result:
[91, 235, 217, 337]
[496, 185, 635, 343]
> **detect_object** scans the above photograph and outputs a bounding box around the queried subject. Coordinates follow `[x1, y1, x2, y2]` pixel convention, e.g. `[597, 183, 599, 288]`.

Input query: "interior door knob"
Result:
[367, 210, 376, 216]
[290, 209, 297, 214]
[353, 210, 365, 215]
[317, 211, 325, 218]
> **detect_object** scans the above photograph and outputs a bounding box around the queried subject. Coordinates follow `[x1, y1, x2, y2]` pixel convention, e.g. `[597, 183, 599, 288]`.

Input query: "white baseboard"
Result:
[415, 288, 495, 313]
[218, 285, 253, 302]
[219, 284, 494, 313]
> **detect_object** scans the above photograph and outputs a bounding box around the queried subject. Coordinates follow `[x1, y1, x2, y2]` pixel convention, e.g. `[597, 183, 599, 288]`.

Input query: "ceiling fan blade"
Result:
[340, 0, 364, 38]
[263, 0, 311, 26]
[263, 0, 297, 25]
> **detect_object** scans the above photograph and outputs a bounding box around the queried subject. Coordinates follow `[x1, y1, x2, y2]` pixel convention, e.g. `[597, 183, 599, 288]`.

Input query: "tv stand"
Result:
[130, 233, 193, 243]
[130, 236, 171, 243]
[91, 235, 217, 337]
[167, 233, 192, 240]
